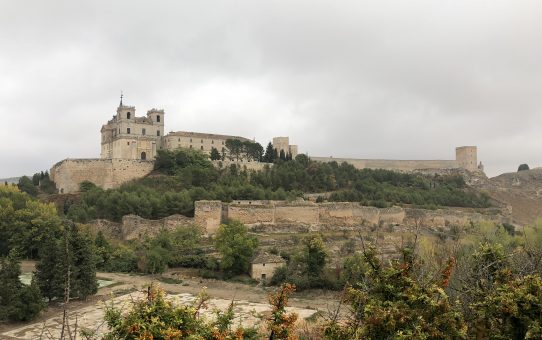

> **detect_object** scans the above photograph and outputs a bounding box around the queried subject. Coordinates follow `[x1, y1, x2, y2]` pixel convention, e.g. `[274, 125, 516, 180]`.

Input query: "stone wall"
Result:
[195, 200, 507, 232]
[89, 214, 195, 240]
[311, 157, 458, 172]
[212, 160, 271, 172]
[194, 200, 223, 234]
[50, 158, 155, 194]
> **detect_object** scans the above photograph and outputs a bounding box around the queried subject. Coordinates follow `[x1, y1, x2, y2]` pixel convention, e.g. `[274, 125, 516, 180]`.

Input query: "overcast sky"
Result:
[1, 0, 541, 178]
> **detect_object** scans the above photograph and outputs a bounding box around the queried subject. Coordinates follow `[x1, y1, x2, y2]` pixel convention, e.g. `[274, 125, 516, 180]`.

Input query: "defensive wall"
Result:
[195, 200, 506, 234]
[90, 214, 194, 240]
[310, 158, 458, 172]
[50, 158, 154, 194]
[88, 200, 506, 240]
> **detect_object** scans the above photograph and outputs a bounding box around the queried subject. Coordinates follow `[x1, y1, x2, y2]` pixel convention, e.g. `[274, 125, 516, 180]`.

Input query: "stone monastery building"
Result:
[51, 97, 481, 194]
[100, 97, 298, 160]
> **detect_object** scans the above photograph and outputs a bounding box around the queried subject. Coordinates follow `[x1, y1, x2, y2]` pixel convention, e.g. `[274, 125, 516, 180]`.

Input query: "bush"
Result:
[518, 163, 530, 171]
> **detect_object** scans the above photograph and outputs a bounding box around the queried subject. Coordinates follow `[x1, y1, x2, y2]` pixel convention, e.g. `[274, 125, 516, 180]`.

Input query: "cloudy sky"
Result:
[1, 0, 541, 178]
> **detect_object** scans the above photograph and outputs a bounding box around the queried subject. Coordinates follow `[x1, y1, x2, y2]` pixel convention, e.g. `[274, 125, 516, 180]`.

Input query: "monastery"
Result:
[51, 98, 482, 194]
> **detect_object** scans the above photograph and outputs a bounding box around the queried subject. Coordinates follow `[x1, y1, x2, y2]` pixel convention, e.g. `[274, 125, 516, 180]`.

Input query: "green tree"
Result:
[67, 222, 98, 300]
[301, 234, 327, 278]
[210, 147, 221, 161]
[34, 236, 65, 301]
[214, 221, 259, 275]
[17, 176, 38, 196]
[518, 163, 530, 171]
[0, 251, 45, 321]
[263, 142, 275, 163]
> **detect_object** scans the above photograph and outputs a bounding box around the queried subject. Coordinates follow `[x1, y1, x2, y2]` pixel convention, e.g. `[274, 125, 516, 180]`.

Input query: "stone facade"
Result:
[164, 131, 252, 157]
[50, 158, 154, 194]
[251, 253, 286, 282]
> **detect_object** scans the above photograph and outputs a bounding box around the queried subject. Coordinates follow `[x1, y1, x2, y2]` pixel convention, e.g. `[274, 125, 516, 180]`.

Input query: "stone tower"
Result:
[455, 146, 477, 172]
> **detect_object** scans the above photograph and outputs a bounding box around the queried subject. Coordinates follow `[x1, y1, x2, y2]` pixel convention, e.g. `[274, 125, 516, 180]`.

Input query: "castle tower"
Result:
[455, 146, 477, 172]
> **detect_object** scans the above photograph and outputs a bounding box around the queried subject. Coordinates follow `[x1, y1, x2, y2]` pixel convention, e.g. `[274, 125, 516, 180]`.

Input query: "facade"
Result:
[251, 253, 286, 282]
[101, 100, 255, 160]
[163, 131, 251, 156]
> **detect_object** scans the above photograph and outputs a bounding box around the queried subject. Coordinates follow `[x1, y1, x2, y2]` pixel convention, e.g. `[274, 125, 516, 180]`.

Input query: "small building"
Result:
[251, 253, 286, 282]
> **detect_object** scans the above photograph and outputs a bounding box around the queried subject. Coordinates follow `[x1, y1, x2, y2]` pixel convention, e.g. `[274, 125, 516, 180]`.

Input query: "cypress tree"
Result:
[35, 236, 65, 301]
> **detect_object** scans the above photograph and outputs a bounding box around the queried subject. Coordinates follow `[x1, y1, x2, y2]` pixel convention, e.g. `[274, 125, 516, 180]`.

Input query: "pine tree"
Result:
[35, 236, 65, 301]
[210, 147, 221, 161]
[263, 142, 275, 163]
[67, 222, 98, 300]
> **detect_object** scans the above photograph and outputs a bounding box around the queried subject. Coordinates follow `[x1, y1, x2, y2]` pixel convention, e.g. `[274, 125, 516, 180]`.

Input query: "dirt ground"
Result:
[1, 264, 341, 339]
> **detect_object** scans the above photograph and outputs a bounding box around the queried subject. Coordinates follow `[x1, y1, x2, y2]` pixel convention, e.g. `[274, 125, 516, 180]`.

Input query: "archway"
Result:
[141, 152, 147, 160]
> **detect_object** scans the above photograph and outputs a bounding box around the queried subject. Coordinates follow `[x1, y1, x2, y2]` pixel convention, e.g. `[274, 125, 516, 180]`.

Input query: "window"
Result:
[190, 138, 192, 142]
[212, 140, 214, 144]
[127, 128, 131, 134]
[127, 112, 131, 119]
[200, 145, 203, 150]
[190, 145, 192, 149]
[201, 139, 203, 143]
[263, 263, 266, 267]
[141, 152, 147, 160]
[157, 115, 160, 123]
[142, 128, 146, 135]
[157, 130, 160, 136]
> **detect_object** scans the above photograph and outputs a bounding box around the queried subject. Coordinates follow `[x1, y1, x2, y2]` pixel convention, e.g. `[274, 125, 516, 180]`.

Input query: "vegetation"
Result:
[518, 163, 530, 171]
[65, 148, 490, 223]
[17, 171, 57, 196]
[0, 185, 98, 323]
[0, 252, 45, 321]
[214, 220, 259, 276]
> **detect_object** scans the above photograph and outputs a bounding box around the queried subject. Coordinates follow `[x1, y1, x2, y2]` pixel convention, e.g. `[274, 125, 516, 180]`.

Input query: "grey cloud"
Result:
[1, 0, 541, 178]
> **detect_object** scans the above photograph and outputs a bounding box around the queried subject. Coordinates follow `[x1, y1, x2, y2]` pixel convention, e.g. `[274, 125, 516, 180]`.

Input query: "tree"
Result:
[0, 251, 45, 321]
[225, 139, 243, 161]
[263, 142, 275, 163]
[267, 283, 298, 340]
[210, 147, 221, 161]
[518, 163, 530, 171]
[67, 222, 98, 300]
[301, 234, 327, 278]
[214, 221, 259, 275]
[279, 149, 286, 161]
[17, 176, 38, 196]
[34, 236, 65, 301]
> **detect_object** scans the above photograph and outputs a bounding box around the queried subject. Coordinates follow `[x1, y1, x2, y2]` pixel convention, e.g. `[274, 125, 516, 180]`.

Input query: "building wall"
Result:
[50, 159, 154, 194]
[251, 262, 284, 281]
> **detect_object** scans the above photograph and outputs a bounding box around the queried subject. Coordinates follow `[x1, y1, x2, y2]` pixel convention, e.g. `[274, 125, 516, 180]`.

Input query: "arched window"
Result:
[200, 145, 204, 150]
[142, 128, 146, 135]
[127, 112, 131, 119]
[141, 152, 147, 160]
[157, 115, 160, 123]
[127, 128, 131, 134]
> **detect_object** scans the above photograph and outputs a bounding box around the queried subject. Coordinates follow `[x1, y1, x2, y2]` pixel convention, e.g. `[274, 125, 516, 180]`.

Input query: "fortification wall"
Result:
[50, 159, 154, 194]
[197, 200, 506, 232]
[194, 200, 223, 234]
[212, 160, 271, 172]
[311, 157, 458, 172]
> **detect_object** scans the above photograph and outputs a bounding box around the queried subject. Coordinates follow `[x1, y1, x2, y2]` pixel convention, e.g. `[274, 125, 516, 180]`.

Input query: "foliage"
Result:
[34, 221, 98, 301]
[17, 176, 38, 196]
[518, 163, 530, 171]
[103, 284, 256, 339]
[210, 147, 221, 161]
[214, 220, 259, 275]
[0, 251, 45, 321]
[324, 245, 467, 339]
[19, 171, 57, 196]
[267, 283, 298, 340]
[0, 185, 62, 258]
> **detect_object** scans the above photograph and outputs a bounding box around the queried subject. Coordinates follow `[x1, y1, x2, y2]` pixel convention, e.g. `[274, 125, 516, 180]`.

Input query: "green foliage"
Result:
[325, 246, 467, 339]
[214, 220, 259, 275]
[518, 163, 530, 171]
[0, 251, 45, 321]
[34, 222, 98, 301]
[263, 142, 275, 163]
[210, 147, 221, 161]
[0, 186, 62, 258]
[17, 176, 38, 196]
